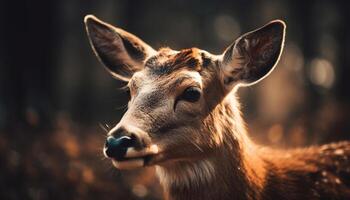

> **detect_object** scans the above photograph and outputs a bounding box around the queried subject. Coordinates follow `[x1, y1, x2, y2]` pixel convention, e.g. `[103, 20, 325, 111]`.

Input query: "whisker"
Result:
[119, 85, 129, 91]
[99, 123, 109, 133]
[99, 150, 107, 160]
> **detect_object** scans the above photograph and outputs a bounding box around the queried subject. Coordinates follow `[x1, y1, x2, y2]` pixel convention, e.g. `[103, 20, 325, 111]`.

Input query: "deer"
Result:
[84, 15, 350, 200]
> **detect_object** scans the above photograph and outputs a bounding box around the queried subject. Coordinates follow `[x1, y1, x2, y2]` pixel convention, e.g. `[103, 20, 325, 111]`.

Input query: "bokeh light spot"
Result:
[309, 58, 335, 89]
[267, 124, 284, 144]
[132, 184, 148, 198]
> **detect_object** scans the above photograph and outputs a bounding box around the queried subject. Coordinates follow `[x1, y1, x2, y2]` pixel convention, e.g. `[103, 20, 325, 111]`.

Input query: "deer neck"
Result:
[156, 95, 267, 200]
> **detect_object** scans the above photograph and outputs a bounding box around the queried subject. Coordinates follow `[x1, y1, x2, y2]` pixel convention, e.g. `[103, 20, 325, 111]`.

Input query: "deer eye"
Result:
[180, 87, 201, 102]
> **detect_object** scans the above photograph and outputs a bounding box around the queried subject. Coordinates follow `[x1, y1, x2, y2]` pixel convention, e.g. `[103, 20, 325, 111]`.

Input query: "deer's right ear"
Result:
[84, 15, 156, 81]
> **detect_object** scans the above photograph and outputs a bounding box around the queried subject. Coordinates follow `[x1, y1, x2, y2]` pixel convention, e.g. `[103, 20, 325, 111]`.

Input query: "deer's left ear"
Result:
[220, 20, 286, 89]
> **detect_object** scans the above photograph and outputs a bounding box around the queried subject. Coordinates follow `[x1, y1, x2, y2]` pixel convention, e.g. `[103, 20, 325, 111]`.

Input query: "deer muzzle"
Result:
[103, 126, 159, 170]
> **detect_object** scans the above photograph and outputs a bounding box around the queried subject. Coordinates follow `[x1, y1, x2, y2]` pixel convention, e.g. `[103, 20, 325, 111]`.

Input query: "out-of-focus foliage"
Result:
[0, 0, 349, 199]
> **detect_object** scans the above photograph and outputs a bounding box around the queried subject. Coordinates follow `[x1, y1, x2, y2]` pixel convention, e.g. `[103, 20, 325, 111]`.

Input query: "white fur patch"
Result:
[156, 159, 215, 188]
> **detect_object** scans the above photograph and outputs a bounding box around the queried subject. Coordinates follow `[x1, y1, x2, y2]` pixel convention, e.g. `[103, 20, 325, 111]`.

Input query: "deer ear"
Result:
[84, 15, 156, 81]
[220, 20, 286, 89]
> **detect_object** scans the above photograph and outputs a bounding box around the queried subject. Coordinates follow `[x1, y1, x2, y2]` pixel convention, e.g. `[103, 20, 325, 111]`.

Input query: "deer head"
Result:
[84, 15, 285, 170]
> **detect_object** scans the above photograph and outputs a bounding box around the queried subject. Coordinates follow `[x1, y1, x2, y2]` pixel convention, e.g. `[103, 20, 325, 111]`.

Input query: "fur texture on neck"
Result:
[156, 95, 266, 200]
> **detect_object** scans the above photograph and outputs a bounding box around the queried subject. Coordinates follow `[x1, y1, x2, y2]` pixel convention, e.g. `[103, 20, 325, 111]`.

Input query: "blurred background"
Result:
[0, 0, 350, 199]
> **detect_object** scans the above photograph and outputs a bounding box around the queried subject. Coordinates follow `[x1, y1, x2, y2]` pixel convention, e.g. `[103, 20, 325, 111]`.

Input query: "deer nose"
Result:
[104, 135, 134, 160]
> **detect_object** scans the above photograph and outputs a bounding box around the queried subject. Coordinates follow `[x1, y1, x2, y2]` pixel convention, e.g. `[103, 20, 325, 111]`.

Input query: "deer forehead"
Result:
[144, 47, 208, 75]
[130, 48, 209, 91]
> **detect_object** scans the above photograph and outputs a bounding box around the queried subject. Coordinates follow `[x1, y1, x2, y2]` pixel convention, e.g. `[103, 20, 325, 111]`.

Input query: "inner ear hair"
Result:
[84, 15, 156, 82]
[221, 20, 286, 88]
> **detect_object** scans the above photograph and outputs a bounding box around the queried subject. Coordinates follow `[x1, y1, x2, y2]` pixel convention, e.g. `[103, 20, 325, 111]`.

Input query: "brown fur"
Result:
[160, 95, 350, 200]
[84, 16, 350, 200]
[133, 49, 350, 199]
[145, 48, 202, 75]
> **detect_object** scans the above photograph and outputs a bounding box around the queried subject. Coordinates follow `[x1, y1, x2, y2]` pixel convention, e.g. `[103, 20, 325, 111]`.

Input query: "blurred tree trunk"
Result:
[0, 0, 57, 130]
[337, 1, 350, 101]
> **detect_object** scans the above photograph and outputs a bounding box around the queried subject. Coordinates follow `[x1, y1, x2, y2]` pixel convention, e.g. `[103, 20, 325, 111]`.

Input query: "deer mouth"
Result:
[111, 155, 153, 170]
[108, 145, 159, 170]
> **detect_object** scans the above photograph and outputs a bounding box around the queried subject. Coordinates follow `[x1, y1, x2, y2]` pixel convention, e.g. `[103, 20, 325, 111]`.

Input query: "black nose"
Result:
[105, 135, 134, 160]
